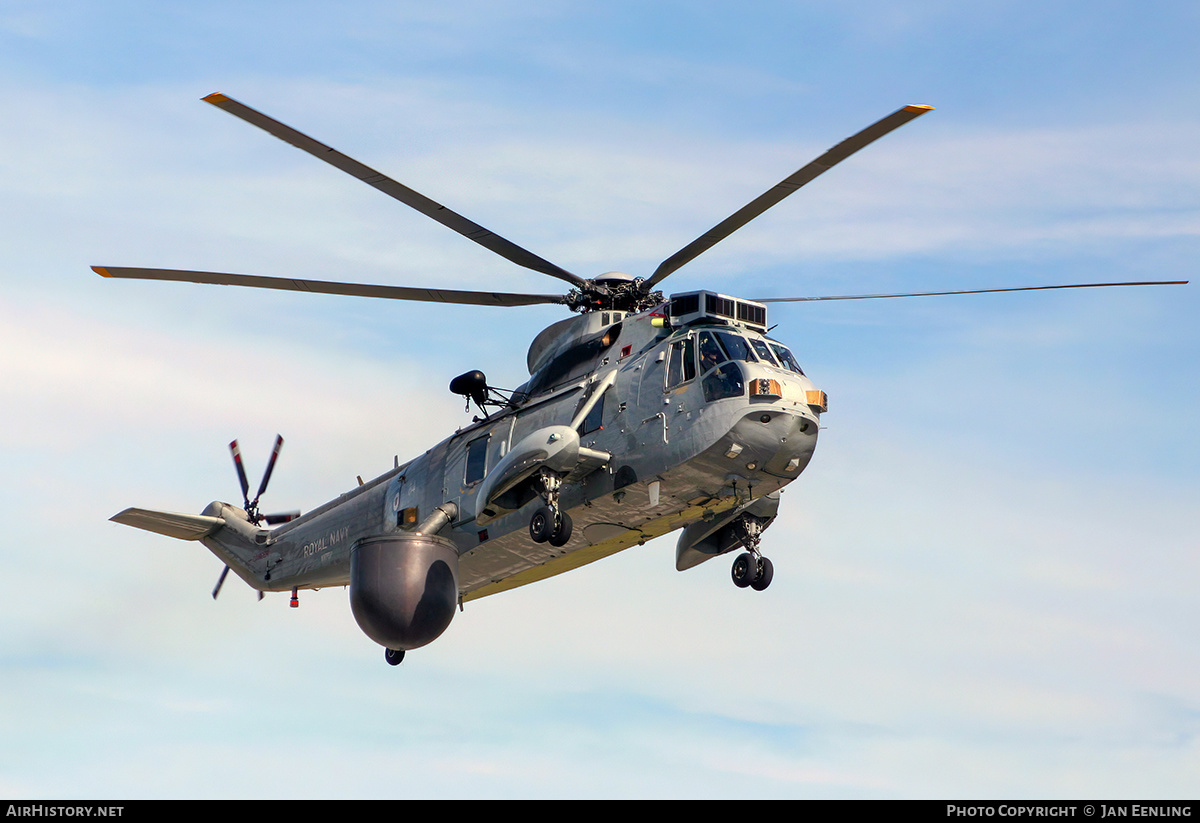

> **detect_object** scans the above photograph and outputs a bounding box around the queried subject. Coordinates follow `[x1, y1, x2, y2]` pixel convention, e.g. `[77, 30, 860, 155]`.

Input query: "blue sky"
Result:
[1, 1, 1197, 799]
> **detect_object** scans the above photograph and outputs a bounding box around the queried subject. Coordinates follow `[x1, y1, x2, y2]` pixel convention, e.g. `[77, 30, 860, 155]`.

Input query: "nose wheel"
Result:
[730, 513, 773, 591]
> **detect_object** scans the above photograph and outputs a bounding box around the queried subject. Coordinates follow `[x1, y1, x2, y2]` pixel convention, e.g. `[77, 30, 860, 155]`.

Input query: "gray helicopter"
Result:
[98, 95, 1184, 666]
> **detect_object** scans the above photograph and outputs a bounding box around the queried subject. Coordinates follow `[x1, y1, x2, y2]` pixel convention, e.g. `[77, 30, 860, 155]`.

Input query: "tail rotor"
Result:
[229, 434, 299, 525]
[214, 434, 300, 599]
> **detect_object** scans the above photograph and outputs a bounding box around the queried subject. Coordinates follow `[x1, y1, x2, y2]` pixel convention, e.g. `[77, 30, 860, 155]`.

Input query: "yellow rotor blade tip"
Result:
[92, 266, 112, 277]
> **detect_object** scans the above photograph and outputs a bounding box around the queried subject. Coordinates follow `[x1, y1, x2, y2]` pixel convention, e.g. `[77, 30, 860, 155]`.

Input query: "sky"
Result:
[1, 0, 1197, 799]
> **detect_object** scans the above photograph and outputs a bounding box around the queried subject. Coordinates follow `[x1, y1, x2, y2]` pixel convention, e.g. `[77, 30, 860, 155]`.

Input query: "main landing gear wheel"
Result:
[385, 648, 405, 666]
[529, 506, 573, 546]
[529, 506, 553, 543]
[731, 552, 773, 591]
[750, 556, 774, 591]
[529, 470, 572, 547]
[731, 552, 755, 588]
[548, 511, 573, 546]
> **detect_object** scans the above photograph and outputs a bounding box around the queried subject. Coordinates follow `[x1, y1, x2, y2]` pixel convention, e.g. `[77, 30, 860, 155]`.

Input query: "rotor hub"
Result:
[566, 272, 663, 314]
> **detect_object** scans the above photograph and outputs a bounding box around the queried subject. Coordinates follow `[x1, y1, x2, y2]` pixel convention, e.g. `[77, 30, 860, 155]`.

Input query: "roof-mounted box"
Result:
[668, 291, 768, 334]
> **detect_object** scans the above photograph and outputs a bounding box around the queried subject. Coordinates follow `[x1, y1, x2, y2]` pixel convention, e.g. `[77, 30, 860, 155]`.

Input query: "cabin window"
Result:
[464, 435, 489, 486]
[579, 391, 606, 435]
[666, 337, 697, 388]
[702, 362, 745, 402]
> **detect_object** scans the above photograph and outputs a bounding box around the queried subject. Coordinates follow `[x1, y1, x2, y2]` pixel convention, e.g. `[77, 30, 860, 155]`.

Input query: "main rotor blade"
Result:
[755, 280, 1189, 303]
[93, 266, 568, 308]
[647, 104, 934, 289]
[202, 92, 587, 290]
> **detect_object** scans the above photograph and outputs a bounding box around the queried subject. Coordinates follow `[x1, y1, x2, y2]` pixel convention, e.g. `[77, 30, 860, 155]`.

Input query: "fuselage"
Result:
[201, 298, 824, 601]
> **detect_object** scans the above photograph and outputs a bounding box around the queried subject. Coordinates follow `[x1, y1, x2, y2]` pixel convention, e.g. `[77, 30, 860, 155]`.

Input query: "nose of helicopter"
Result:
[720, 407, 819, 485]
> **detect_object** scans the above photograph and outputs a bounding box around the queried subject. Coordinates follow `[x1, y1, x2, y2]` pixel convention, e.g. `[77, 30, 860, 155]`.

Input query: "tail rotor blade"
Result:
[229, 440, 251, 506]
[254, 435, 284, 504]
[227, 435, 294, 527]
[212, 565, 231, 600]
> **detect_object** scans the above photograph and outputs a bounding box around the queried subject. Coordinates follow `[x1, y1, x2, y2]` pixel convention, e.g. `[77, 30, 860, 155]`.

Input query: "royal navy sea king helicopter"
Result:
[97, 95, 1185, 666]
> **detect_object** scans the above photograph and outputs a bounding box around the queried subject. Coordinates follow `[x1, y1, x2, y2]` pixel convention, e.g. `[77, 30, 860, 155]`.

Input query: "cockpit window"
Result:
[697, 331, 727, 372]
[714, 331, 758, 364]
[702, 362, 745, 402]
[749, 338, 778, 366]
[768, 343, 804, 375]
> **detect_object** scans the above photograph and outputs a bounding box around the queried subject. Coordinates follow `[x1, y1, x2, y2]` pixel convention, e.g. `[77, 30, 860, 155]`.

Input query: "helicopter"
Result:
[97, 94, 1186, 666]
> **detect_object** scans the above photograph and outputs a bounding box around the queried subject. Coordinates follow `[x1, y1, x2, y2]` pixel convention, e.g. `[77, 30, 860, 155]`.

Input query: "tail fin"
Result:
[112, 503, 268, 593]
[110, 508, 224, 541]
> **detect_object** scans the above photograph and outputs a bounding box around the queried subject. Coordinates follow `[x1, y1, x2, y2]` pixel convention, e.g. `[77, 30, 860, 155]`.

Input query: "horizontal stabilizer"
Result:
[110, 508, 224, 541]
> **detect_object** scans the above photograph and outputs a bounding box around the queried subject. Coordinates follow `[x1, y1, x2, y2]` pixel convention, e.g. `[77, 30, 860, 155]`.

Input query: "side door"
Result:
[442, 429, 492, 521]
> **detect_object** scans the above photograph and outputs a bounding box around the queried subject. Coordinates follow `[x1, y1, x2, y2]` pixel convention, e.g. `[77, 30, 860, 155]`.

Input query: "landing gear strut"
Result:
[528, 469, 573, 547]
[730, 513, 773, 591]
